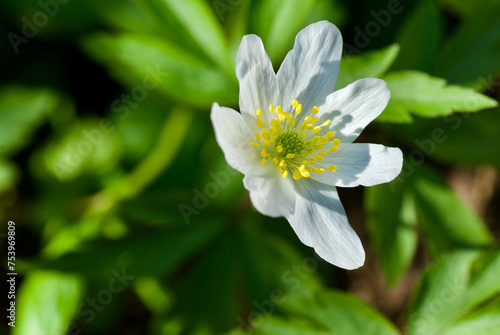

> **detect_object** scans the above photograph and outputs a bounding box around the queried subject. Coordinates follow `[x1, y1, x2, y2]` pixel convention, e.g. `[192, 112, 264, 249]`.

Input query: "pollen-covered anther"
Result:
[296, 104, 302, 114]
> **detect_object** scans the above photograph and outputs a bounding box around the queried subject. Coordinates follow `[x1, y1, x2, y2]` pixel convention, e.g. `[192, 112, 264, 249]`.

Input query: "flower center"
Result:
[275, 130, 305, 158]
[250, 100, 340, 180]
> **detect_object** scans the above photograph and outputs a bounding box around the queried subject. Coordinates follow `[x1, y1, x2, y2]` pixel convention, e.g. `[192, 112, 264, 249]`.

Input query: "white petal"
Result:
[277, 21, 342, 111]
[211, 103, 264, 176]
[309, 143, 403, 187]
[316, 78, 390, 143]
[236, 34, 280, 131]
[243, 171, 295, 218]
[287, 179, 364, 269]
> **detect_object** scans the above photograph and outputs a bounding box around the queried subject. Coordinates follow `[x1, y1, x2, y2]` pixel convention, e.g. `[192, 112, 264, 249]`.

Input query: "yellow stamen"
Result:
[329, 146, 338, 152]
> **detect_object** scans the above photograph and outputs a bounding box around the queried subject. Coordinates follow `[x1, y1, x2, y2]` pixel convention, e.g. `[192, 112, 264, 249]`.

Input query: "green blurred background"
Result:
[1, 0, 500, 334]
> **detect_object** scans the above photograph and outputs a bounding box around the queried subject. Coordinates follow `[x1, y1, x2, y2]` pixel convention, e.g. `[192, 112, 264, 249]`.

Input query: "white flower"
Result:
[210, 21, 403, 269]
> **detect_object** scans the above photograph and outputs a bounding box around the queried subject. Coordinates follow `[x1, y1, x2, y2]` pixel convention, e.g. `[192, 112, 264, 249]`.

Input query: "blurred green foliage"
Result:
[1, 0, 499, 334]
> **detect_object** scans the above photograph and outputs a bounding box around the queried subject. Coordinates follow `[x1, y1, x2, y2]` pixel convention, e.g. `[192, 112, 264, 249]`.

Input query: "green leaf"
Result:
[336, 44, 400, 90]
[232, 316, 328, 335]
[86, 0, 162, 35]
[0, 86, 58, 155]
[410, 165, 493, 257]
[365, 173, 418, 286]
[83, 33, 238, 108]
[432, 0, 500, 87]
[407, 248, 500, 335]
[251, 0, 316, 63]
[40, 220, 226, 278]
[234, 290, 400, 335]
[172, 222, 322, 334]
[305, 0, 348, 30]
[381, 71, 498, 123]
[391, 0, 443, 71]
[0, 159, 18, 193]
[149, 0, 232, 73]
[431, 108, 500, 169]
[441, 296, 500, 335]
[437, 0, 487, 17]
[31, 118, 122, 182]
[13, 271, 83, 335]
[282, 291, 400, 335]
[134, 277, 174, 316]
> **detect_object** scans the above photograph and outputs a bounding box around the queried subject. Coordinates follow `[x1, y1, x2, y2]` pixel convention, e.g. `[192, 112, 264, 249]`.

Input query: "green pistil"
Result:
[275, 130, 305, 157]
